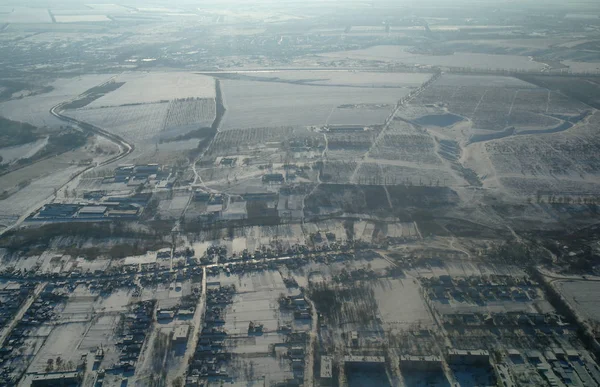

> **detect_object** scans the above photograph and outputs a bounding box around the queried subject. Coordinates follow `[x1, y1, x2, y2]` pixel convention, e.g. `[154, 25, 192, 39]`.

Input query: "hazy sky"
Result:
[7, 0, 595, 8]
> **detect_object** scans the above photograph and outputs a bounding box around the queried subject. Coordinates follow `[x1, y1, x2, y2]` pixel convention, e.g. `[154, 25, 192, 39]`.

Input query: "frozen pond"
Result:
[415, 113, 464, 127]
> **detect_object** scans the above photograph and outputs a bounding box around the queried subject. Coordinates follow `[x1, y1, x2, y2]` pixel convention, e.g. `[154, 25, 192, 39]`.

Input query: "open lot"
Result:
[556, 280, 600, 323]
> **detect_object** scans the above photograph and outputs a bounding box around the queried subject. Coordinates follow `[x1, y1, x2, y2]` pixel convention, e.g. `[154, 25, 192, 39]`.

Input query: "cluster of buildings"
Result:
[191, 190, 280, 223]
[285, 331, 309, 381]
[108, 300, 155, 372]
[110, 164, 174, 187]
[157, 292, 197, 322]
[279, 293, 312, 320]
[423, 274, 540, 304]
[29, 193, 151, 222]
[0, 285, 72, 385]
[505, 348, 600, 387]
[31, 202, 141, 221]
[0, 282, 35, 333]
[441, 311, 567, 329]
[25, 163, 175, 223]
[186, 284, 234, 383]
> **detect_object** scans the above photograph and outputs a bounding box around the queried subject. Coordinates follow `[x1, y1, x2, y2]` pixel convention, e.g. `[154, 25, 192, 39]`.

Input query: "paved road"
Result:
[176, 267, 207, 382]
[0, 251, 307, 285]
[0, 79, 133, 238]
[0, 282, 46, 347]
[304, 296, 318, 387]
[349, 71, 441, 184]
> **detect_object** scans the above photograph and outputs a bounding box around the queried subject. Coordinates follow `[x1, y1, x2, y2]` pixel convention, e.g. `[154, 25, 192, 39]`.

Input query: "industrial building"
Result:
[29, 371, 81, 386]
[447, 349, 490, 365]
[399, 355, 443, 371]
[77, 206, 107, 218]
[35, 204, 80, 219]
[262, 173, 285, 183]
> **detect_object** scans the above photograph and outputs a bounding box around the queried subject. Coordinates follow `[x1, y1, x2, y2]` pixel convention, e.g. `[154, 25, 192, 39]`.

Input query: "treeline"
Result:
[60, 240, 170, 260]
[196, 79, 225, 154]
[533, 192, 600, 206]
[62, 81, 125, 110]
[0, 222, 165, 254]
[35, 130, 88, 158]
[2, 130, 88, 174]
[308, 282, 378, 325]
[159, 126, 213, 143]
[0, 116, 38, 148]
[0, 121, 89, 175]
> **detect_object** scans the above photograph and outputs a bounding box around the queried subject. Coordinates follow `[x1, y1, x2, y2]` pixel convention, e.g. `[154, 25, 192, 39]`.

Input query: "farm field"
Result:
[232, 70, 432, 88]
[356, 162, 461, 187]
[0, 165, 85, 227]
[0, 6, 53, 23]
[0, 146, 96, 228]
[464, 109, 600, 197]
[0, 137, 48, 166]
[401, 74, 589, 143]
[0, 74, 115, 128]
[207, 126, 323, 165]
[370, 119, 443, 165]
[86, 72, 215, 108]
[65, 103, 170, 144]
[54, 74, 218, 167]
[371, 73, 600, 198]
[327, 107, 390, 126]
[54, 15, 111, 23]
[219, 79, 412, 130]
[319, 45, 547, 71]
[162, 98, 216, 132]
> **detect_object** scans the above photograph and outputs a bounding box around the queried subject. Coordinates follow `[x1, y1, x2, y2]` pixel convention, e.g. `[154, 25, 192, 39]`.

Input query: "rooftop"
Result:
[79, 206, 107, 214]
[174, 325, 190, 340]
[321, 356, 333, 378]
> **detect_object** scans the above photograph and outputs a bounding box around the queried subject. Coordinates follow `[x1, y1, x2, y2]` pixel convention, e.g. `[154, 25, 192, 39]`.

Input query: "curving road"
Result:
[49, 80, 134, 167]
[0, 81, 136, 237]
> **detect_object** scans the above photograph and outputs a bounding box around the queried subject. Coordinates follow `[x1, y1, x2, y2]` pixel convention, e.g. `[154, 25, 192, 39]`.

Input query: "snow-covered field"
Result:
[220, 79, 410, 130]
[557, 280, 600, 323]
[320, 45, 547, 71]
[0, 137, 48, 165]
[54, 15, 111, 23]
[0, 162, 85, 227]
[161, 98, 216, 132]
[0, 74, 115, 128]
[374, 278, 434, 331]
[86, 72, 215, 108]
[65, 102, 170, 143]
[242, 70, 432, 88]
